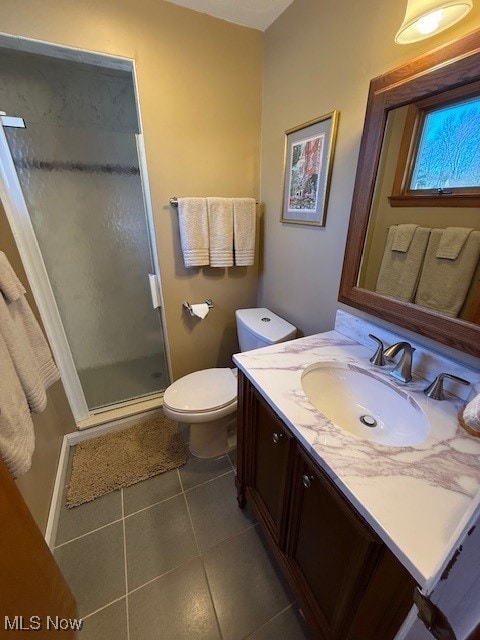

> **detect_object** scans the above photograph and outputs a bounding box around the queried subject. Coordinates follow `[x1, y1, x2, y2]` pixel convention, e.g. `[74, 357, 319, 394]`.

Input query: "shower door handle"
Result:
[148, 274, 162, 309]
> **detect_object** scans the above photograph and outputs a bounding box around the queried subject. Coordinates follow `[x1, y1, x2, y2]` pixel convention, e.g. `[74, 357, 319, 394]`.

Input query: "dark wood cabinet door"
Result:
[237, 374, 416, 640]
[238, 373, 294, 546]
[252, 389, 293, 542]
[344, 545, 417, 640]
[286, 446, 384, 640]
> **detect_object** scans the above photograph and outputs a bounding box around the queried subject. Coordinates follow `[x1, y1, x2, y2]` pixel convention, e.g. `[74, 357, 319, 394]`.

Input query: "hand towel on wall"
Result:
[375, 225, 431, 302]
[415, 229, 480, 317]
[0, 252, 60, 477]
[391, 223, 418, 252]
[233, 198, 256, 266]
[436, 227, 474, 259]
[177, 197, 210, 268]
[207, 197, 234, 267]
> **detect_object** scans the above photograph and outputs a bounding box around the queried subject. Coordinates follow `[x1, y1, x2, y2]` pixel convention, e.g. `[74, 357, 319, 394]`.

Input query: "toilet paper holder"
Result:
[183, 299, 214, 316]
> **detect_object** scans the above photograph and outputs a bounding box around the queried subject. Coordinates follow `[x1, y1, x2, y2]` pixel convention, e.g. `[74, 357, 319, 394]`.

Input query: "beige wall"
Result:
[0, 201, 75, 533]
[0, 0, 263, 380]
[259, 0, 480, 340]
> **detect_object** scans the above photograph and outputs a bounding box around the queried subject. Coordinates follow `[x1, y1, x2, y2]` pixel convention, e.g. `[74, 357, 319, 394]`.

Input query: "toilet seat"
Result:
[163, 368, 237, 423]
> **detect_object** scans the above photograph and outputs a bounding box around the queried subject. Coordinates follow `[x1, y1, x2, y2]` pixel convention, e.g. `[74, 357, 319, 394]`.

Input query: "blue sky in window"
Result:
[410, 96, 480, 190]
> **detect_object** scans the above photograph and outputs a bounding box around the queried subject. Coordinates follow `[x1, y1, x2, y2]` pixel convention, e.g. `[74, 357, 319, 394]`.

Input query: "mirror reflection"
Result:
[358, 104, 480, 325]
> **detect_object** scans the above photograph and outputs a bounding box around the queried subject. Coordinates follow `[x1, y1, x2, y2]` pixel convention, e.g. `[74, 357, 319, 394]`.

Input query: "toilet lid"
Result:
[164, 368, 237, 413]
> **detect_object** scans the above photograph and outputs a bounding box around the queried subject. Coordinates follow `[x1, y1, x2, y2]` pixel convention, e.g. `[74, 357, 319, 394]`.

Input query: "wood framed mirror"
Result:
[339, 29, 480, 357]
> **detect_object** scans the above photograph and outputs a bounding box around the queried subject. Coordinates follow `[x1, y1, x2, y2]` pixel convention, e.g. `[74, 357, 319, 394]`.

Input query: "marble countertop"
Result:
[233, 329, 480, 585]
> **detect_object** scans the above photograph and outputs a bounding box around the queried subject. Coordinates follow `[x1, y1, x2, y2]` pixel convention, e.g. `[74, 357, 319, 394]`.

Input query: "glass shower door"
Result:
[3, 120, 169, 411]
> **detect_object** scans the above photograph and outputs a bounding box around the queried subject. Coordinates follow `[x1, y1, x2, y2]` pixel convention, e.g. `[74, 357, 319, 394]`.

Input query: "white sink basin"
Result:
[301, 361, 430, 447]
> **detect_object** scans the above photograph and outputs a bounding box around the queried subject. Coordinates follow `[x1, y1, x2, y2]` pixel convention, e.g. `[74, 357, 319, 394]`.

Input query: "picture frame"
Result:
[281, 111, 339, 226]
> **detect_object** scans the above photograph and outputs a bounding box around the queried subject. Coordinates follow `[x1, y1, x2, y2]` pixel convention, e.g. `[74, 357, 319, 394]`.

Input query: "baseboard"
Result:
[44, 435, 69, 550]
[45, 406, 163, 548]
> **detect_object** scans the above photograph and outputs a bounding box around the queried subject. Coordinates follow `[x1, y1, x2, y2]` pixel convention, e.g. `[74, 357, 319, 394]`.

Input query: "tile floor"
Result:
[54, 426, 313, 640]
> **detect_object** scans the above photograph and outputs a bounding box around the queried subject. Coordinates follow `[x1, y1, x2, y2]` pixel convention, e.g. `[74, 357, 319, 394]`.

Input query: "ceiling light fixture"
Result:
[395, 0, 473, 44]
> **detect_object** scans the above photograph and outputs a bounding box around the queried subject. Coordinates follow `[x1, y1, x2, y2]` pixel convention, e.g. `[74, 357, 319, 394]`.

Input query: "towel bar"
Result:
[170, 196, 258, 208]
[183, 299, 214, 316]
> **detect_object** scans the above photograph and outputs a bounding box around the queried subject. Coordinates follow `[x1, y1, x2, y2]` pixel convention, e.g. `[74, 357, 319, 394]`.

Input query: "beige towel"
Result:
[391, 224, 418, 252]
[0, 252, 26, 301]
[415, 229, 480, 317]
[0, 335, 35, 478]
[233, 198, 256, 266]
[207, 197, 234, 267]
[375, 226, 431, 302]
[0, 252, 60, 477]
[436, 227, 474, 259]
[177, 198, 209, 268]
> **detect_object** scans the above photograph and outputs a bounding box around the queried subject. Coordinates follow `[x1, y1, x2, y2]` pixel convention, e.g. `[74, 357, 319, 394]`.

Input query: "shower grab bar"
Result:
[183, 299, 214, 316]
[170, 196, 258, 208]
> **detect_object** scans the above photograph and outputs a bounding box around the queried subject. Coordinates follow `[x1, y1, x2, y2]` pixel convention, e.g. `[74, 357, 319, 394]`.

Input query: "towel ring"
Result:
[183, 299, 214, 316]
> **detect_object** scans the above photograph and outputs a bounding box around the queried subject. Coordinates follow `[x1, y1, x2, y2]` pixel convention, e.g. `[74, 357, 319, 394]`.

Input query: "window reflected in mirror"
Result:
[411, 96, 480, 192]
[389, 83, 480, 207]
[357, 106, 480, 325]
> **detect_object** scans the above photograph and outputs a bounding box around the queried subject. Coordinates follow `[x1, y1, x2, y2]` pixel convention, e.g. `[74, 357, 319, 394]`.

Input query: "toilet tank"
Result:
[235, 308, 297, 352]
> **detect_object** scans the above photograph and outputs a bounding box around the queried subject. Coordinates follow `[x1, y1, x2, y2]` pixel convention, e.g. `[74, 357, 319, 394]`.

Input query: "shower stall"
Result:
[0, 43, 170, 422]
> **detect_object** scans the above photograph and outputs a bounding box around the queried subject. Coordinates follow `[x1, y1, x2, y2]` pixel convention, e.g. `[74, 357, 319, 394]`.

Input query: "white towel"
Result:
[207, 197, 234, 267]
[0, 252, 26, 302]
[177, 198, 209, 268]
[463, 390, 480, 432]
[0, 252, 60, 477]
[233, 198, 256, 266]
[0, 334, 35, 478]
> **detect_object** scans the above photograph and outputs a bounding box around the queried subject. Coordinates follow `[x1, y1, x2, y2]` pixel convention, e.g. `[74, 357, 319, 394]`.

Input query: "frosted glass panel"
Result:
[5, 122, 168, 409]
[0, 48, 138, 133]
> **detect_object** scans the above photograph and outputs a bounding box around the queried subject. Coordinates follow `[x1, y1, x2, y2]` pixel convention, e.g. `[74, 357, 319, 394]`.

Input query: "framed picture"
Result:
[281, 111, 339, 226]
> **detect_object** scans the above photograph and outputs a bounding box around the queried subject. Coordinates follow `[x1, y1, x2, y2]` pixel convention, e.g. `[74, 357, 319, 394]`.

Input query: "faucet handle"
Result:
[424, 373, 470, 401]
[368, 334, 386, 366]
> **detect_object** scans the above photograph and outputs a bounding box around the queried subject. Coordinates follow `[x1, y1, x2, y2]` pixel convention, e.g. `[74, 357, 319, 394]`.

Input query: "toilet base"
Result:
[189, 414, 236, 458]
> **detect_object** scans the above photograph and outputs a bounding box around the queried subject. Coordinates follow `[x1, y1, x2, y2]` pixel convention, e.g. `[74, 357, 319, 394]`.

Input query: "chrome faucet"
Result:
[383, 341, 415, 383]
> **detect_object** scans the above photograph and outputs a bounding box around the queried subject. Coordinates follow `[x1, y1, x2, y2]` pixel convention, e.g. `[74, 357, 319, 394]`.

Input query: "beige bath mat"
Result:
[66, 413, 187, 508]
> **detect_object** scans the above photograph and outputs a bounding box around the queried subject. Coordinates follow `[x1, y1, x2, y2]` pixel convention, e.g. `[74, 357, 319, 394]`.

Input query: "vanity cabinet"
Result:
[236, 371, 417, 640]
[237, 372, 295, 547]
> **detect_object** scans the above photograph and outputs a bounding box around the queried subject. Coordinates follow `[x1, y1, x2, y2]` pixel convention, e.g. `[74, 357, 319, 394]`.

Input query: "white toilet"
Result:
[163, 308, 296, 458]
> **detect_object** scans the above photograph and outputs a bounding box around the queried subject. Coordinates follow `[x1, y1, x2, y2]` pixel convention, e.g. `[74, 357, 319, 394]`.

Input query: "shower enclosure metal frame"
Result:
[0, 34, 172, 425]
